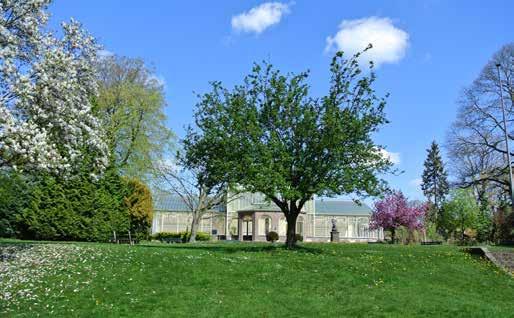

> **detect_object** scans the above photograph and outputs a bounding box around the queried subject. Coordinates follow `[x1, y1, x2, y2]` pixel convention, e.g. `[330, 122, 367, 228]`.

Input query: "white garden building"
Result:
[152, 192, 383, 242]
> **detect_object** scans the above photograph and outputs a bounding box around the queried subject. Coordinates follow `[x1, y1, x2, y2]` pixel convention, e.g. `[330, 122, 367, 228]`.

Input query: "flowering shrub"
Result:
[0, 0, 109, 175]
[370, 191, 428, 244]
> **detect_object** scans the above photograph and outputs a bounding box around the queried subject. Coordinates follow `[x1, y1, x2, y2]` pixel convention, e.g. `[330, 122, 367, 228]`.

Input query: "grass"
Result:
[1, 241, 514, 317]
[485, 244, 514, 252]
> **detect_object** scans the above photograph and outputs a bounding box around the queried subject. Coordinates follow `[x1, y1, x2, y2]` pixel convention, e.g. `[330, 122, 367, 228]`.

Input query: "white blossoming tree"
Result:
[0, 0, 108, 175]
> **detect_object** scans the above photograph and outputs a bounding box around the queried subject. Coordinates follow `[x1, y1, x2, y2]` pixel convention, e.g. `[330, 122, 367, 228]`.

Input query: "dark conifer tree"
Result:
[421, 141, 449, 222]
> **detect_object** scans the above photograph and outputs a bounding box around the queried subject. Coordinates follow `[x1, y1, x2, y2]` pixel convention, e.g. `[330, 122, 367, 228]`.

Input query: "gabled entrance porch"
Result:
[237, 210, 304, 242]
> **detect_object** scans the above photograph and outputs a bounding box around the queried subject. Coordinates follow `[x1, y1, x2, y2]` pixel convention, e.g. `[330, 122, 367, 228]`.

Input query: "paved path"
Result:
[486, 250, 514, 273]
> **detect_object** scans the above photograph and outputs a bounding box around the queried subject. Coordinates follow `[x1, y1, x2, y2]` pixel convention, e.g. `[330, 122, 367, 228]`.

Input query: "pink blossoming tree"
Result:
[370, 191, 428, 243]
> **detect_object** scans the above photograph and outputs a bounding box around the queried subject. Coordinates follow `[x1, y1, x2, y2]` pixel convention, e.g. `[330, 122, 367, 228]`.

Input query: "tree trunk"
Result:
[268, 197, 305, 249]
[391, 228, 396, 244]
[434, 187, 438, 221]
[461, 218, 465, 243]
[285, 211, 299, 249]
[189, 212, 200, 243]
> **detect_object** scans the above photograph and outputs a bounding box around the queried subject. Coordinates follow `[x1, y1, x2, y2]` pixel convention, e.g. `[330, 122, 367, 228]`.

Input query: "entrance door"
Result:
[243, 216, 253, 241]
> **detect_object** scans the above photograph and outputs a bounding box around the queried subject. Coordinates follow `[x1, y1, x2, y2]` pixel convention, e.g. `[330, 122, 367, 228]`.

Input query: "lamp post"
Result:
[496, 63, 514, 207]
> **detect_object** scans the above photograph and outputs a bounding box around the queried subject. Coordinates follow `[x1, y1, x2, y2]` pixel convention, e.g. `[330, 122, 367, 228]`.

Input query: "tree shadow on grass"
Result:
[138, 242, 325, 255]
[0, 243, 34, 261]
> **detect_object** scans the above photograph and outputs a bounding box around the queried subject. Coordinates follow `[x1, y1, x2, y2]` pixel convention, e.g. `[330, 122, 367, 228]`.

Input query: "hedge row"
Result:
[153, 231, 211, 242]
[0, 168, 153, 242]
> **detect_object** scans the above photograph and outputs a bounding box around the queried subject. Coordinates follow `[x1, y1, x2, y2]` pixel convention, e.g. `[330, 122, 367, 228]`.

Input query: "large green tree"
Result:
[421, 141, 449, 222]
[441, 189, 480, 242]
[93, 55, 174, 181]
[191, 47, 393, 248]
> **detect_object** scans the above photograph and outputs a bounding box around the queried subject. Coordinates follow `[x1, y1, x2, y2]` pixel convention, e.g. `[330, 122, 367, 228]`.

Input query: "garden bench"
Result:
[421, 241, 443, 245]
[111, 231, 138, 245]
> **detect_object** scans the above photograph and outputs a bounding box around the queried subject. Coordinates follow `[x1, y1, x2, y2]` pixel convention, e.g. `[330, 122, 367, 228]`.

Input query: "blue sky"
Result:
[50, 0, 512, 201]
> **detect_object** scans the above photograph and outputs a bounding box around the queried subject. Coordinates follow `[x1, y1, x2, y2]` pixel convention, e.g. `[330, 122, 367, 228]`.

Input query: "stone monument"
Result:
[330, 218, 339, 242]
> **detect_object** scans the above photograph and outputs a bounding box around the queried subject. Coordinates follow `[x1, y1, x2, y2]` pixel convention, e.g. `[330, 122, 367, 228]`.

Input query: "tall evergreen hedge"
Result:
[0, 173, 29, 237]
[0, 168, 153, 242]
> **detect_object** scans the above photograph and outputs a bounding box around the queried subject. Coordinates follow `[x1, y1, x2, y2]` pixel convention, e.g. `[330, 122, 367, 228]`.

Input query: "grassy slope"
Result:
[1, 241, 514, 317]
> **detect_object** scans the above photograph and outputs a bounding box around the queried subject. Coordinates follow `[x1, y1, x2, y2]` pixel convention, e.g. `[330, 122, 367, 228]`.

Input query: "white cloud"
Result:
[379, 149, 401, 165]
[231, 2, 291, 34]
[325, 17, 409, 67]
[409, 178, 422, 187]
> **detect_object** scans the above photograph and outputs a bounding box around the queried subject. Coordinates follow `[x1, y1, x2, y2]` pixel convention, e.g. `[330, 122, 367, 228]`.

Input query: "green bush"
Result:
[152, 232, 182, 241]
[181, 231, 211, 242]
[295, 234, 304, 242]
[153, 231, 211, 242]
[153, 232, 181, 239]
[394, 226, 423, 244]
[425, 222, 444, 242]
[456, 237, 478, 246]
[266, 231, 279, 242]
[194, 232, 211, 241]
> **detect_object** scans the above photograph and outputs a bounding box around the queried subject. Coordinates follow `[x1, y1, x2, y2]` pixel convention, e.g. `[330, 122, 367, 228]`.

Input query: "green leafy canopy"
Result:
[190, 47, 393, 205]
[188, 47, 394, 247]
[92, 55, 174, 182]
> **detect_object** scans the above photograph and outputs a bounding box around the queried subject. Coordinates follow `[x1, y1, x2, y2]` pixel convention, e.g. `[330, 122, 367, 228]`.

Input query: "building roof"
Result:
[237, 203, 282, 213]
[315, 200, 372, 216]
[153, 192, 371, 216]
[153, 192, 226, 213]
[237, 199, 371, 216]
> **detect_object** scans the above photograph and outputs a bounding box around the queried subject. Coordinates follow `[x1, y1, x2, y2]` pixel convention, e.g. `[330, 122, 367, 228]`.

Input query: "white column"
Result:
[151, 212, 158, 234]
[238, 214, 243, 241]
[252, 213, 257, 241]
[312, 201, 316, 238]
[225, 209, 230, 240]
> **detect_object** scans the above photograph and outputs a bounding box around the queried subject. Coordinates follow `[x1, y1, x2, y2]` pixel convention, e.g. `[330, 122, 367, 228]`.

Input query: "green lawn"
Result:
[1, 241, 514, 317]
